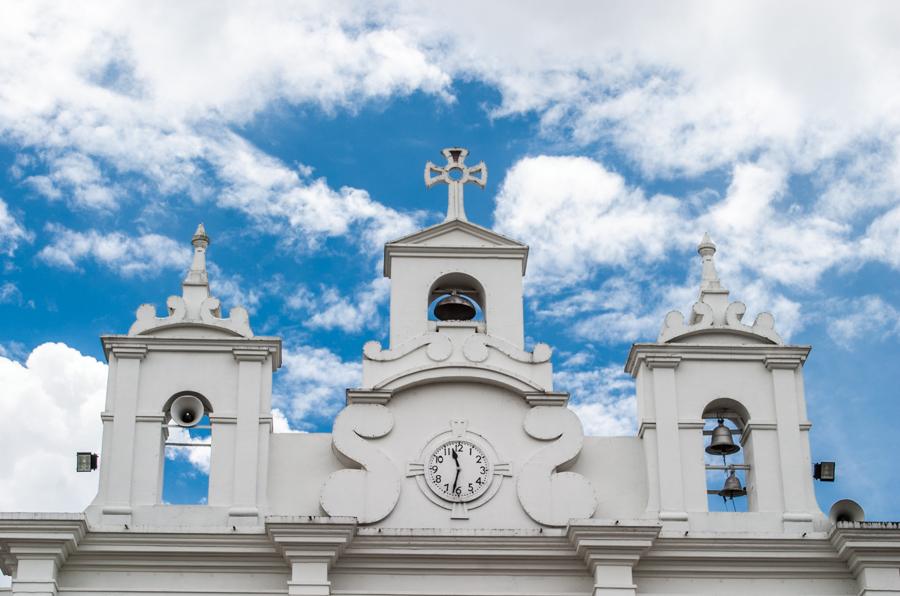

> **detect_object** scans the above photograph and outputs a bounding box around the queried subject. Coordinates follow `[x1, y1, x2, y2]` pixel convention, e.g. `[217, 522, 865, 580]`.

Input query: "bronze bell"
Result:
[705, 419, 740, 456]
[718, 470, 747, 499]
[434, 292, 476, 321]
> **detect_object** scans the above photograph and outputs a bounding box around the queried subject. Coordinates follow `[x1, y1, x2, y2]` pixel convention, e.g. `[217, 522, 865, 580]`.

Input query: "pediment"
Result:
[386, 219, 527, 249]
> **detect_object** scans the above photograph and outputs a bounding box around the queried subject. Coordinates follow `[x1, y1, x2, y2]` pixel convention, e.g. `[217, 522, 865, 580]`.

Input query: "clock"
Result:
[425, 439, 492, 502]
[407, 420, 511, 519]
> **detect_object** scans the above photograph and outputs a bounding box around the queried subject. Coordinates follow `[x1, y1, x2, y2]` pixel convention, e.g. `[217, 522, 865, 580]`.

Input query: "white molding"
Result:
[625, 343, 811, 376]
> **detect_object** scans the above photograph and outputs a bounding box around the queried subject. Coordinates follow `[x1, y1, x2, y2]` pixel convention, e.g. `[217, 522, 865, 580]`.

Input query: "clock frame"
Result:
[407, 419, 511, 519]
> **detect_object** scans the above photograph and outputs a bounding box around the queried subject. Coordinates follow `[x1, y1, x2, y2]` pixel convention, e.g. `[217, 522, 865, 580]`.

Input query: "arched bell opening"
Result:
[160, 391, 213, 505]
[701, 398, 751, 512]
[427, 272, 486, 322]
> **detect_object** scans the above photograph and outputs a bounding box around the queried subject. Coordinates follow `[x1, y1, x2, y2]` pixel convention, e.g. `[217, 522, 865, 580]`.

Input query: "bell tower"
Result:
[625, 235, 820, 531]
[90, 225, 281, 528]
[384, 147, 529, 349]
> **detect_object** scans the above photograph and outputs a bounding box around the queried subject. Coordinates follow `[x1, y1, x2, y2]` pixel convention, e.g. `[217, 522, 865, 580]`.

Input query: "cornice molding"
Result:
[339, 529, 584, 576]
[101, 335, 283, 370]
[0, 514, 87, 576]
[625, 343, 811, 376]
[640, 534, 850, 578]
[830, 522, 900, 574]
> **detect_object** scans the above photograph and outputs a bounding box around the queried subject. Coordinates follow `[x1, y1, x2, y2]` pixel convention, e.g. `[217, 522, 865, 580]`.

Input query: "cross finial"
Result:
[424, 147, 487, 222]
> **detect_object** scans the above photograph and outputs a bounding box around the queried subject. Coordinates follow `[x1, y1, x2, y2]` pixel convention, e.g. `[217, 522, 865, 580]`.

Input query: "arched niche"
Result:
[428, 272, 486, 321]
[161, 390, 214, 421]
[160, 391, 214, 505]
[701, 397, 753, 512]
[701, 397, 751, 430]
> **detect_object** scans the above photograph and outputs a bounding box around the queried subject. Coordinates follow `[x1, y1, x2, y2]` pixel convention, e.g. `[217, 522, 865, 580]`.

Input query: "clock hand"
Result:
[451, 449, 460, 492]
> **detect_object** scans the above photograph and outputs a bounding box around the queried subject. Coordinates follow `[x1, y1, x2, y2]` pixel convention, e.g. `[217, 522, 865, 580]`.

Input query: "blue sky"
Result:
[1, 1, 900, 527]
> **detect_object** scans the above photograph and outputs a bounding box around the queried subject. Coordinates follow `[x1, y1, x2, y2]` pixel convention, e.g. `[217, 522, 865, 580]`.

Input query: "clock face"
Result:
[425, 440, 492, 502]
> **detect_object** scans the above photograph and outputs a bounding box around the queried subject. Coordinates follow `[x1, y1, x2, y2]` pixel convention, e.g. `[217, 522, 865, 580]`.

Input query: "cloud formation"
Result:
[38, 226, 190, 276]
[0, 343, 106, 512]
[0, 198, 31, 257]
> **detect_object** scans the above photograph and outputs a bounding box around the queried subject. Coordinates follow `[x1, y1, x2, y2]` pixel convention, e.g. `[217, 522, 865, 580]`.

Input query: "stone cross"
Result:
[424, 147, 487, 222]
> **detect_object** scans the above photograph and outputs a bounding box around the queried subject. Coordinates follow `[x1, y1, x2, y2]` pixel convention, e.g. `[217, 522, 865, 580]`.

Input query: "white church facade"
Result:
[1, 147, 899, 595]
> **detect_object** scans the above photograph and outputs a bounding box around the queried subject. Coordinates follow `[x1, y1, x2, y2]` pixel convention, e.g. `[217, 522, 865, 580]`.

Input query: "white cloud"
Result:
[0, 342, 107, 512]
[0, 2, 434, 247]
[289, 277, 391, 333]
[0, 198, 32, 257]
[0, 281, 34, 309]
[494, 155, 686, 287]
[861, 205, 900, 269]
[25, 153, 118, 209]
[402, 1, 900, 180]
[555, 364, 637, 436]
[276, 344, 361, 426]
[164, 426, 211, 475]
[495, 155, 845, 344]
[827, 295, 900, 348]
[208, 264, 262, 313]
[37, 225, 190, 276]
[272, 408, 303, 434]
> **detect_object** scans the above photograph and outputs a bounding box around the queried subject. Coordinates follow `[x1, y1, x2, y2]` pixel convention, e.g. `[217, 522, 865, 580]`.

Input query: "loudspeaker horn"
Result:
[829, 498, 865, 524]
[170, 394, 204, 428]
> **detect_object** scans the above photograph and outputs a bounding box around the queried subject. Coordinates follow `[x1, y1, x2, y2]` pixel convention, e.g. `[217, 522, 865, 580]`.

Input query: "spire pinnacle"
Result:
[424, 147, 487, 222]
[128, 222, 254, 338]
[183, 223, 209, 292]
[657, 233, 783, 345]
[192, 223, 209, 247]
[698, 232, 725, 293]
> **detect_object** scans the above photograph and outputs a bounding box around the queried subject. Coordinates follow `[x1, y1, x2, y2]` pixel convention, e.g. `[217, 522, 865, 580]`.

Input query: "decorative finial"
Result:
[192, 223, 209, 248]
[698, 232, 724, 293]
[657, 233, 782, 345]
[128, 222, 253, 338]
[184, 223, 209, 288]
[424, 147, 487, 222]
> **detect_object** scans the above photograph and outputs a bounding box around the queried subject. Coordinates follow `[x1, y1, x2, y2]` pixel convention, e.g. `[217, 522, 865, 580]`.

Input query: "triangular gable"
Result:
[386, 219, 527, 249]
[384, 219, 529, 276]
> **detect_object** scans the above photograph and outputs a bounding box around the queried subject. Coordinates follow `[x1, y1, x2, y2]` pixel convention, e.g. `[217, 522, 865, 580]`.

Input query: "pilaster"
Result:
[267, 517, 357, 596]
[677, 420, 707, 512]
[102, 344, 147, 525]
[567, 521, 661, 596]
[646, 356, 687, 522]
[132, 414, 165, 505]
[765, 356, 812, 528]
[230, 347, 269, 525]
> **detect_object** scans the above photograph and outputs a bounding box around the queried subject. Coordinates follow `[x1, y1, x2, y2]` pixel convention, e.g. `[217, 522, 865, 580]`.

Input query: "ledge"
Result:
[625, 343, 811, 376]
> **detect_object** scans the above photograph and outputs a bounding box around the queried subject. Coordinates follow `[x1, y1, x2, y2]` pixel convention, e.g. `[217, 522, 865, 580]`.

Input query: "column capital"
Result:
[765, 355, 804, 370]
[233, 347, 270, 362]
[567, 520, 661, 571]
[267, 517, 358, 565]
[645, 355, 682, 370]
[108, 344, 148, 360]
